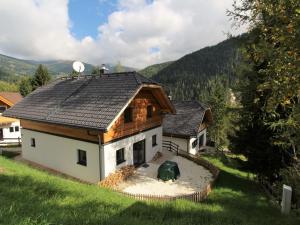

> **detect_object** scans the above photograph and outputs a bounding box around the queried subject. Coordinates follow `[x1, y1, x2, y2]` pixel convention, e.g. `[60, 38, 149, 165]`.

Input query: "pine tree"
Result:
[228, 0, 300, 179]
[19, 77, 33, 97]
[32, 64, 51, 89]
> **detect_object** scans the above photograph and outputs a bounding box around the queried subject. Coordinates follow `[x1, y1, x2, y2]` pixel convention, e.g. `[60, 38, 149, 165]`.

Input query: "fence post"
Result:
[281, 184, 292, 214]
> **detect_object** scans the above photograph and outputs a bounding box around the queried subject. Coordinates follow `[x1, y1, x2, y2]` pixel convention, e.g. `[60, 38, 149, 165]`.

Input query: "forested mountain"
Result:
[139, 61, 173, 77]
[148, 35, 245, 100]
[0, 54, 134, 82]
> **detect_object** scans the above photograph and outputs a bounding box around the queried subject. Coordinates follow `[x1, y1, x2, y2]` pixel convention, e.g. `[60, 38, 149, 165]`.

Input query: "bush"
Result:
[273, 166, 300, 210]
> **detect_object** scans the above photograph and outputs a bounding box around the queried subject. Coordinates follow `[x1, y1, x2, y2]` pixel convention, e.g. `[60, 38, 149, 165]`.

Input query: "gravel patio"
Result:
[117, 150, 213, 196]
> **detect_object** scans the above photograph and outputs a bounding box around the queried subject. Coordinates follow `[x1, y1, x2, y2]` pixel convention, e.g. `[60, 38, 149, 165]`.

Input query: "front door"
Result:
[133, 139, 145, 166]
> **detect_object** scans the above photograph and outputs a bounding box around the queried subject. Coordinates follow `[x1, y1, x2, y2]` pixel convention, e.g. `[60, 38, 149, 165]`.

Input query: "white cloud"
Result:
[0, 0, 246, 69]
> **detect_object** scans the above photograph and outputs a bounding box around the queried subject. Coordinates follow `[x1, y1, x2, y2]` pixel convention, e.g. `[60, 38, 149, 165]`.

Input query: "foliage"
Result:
[18, 65, 51, 96]
[151, 36, 243, 100]
[91, 66, 101, 75]
[203, 76, 231, 148]
[0, 80, 18, 92]
[228, 0, 300, 183]
[114, 61, 125, 73]
[19, 77, 33, 97]
[31, 64, 51, 89]
[273, 164, 300, 210]
[139, 61, 173, 78]
[0, 155, 299, 225]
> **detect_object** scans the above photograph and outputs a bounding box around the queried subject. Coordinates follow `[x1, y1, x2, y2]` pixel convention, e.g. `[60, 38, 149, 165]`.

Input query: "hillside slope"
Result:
[0, 54, 134, 81]
[150, 35, 244, 100]
[139, 61, 173, 77]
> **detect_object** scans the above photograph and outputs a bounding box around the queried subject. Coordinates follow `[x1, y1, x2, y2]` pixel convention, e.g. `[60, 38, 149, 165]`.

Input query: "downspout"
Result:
[187, 137, 190, 154]
[98, 134, 104, 181]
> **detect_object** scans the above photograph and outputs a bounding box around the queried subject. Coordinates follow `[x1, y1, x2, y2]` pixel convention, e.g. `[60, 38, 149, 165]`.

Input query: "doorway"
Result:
[133, 139, 145, 166]
[0, 128, 3, 140]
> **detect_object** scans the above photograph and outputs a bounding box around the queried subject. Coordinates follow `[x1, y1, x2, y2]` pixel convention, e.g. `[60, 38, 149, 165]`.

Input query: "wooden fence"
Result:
[116, 154, 220, 203]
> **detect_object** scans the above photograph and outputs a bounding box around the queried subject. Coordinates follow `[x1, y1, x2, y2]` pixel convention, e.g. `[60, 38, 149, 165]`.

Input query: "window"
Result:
[199, 134, 204, 147]
[116, 148, 125, 165]
[9, 127, 14, 132]
[15, 126, 20, 132]
[192, 139, 198, 148]
[124, 107, 132, 123]
[77, 150, 87, 166]
[152, 135, 157, 147]
[147, 105, 153, 118]
[31, 138, 36, 147]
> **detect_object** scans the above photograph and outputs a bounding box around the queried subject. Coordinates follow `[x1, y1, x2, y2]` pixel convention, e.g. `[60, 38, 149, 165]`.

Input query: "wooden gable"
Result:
[102, 88, 165, 143]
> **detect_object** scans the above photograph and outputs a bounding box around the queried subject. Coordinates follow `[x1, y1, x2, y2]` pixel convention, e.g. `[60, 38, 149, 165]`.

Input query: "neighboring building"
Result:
[0, 92, 23, 145]
[4, 72, 175, 183]
[163, 100, 212, 155]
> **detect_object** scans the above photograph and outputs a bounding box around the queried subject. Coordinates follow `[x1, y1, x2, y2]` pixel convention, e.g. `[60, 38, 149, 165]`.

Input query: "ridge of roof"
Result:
[3, 71, 167, 131]
[56, 71, 158, 85]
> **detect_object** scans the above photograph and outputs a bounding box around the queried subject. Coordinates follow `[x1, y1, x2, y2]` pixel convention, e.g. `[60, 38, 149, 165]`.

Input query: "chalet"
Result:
[0, 92, 22, 145]
[163, 100, 212, 155]
[3, 72, 175, 183]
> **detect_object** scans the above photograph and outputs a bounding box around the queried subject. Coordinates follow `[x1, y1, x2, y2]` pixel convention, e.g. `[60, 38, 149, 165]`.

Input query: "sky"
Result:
[0, 0, 246, 69]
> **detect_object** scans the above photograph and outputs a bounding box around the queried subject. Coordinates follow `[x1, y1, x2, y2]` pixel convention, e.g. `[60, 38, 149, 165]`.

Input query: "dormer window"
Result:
[147, 105, 153, 119]
[124, 107, 133, 123]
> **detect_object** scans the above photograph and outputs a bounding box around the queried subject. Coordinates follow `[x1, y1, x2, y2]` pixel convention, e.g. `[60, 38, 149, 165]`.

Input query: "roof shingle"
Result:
[3, 72, 158, 130]
[163, 100, 210, 137]
[0, 92, 23, 105]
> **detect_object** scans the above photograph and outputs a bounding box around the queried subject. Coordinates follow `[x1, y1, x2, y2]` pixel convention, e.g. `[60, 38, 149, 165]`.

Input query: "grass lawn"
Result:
[0, 155, 299, 225]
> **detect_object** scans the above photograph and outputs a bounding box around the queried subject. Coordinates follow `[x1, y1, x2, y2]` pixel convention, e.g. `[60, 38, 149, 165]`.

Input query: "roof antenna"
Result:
[72, 61, 85, 79]
[100, 64, 109, 76]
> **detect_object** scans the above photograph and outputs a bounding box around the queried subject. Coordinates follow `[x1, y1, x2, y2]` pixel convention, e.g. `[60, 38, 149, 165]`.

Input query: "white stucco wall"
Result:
[163, 128, 207, 156]
[0, 120, 21, 144]
[162, 136, 188, 152]
[103, 126, 162, 177]
[22, 129, 100, 183]
[188, 128, 207, 155]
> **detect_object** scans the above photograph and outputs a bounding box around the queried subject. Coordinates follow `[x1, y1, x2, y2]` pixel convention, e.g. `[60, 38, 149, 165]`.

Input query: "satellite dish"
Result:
[72, 61, 85, 73]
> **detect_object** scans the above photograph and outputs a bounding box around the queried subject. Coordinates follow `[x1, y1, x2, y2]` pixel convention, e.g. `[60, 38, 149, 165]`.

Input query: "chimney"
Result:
[100, 64, 109, 75]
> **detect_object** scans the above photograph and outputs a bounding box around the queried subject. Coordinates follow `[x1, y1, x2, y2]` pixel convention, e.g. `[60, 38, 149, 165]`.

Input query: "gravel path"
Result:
[117, 150, 213, 196]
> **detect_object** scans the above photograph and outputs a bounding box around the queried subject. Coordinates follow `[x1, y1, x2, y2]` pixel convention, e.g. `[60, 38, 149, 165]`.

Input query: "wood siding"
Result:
[21, 120, 99, 143]
[0, 99, 10, 109]
[103, 90, 163, 143]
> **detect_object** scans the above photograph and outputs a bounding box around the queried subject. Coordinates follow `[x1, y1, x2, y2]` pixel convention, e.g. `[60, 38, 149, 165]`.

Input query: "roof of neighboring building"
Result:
[0, 92, 23, 106]
[3, 72, 174, 131]
[0, 116, 18, 126]
[163, 100, 212, 138]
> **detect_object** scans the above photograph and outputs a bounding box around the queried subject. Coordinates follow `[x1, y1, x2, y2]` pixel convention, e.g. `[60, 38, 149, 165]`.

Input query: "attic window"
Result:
[147, 105, 153, 119]
[124, 107, 133, 123]
[192, 139, 198, 149]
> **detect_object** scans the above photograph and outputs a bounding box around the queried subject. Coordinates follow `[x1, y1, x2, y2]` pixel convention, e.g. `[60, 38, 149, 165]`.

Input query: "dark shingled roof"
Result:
[3, 72, 158, 130]
[163, 100, 210, 137]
